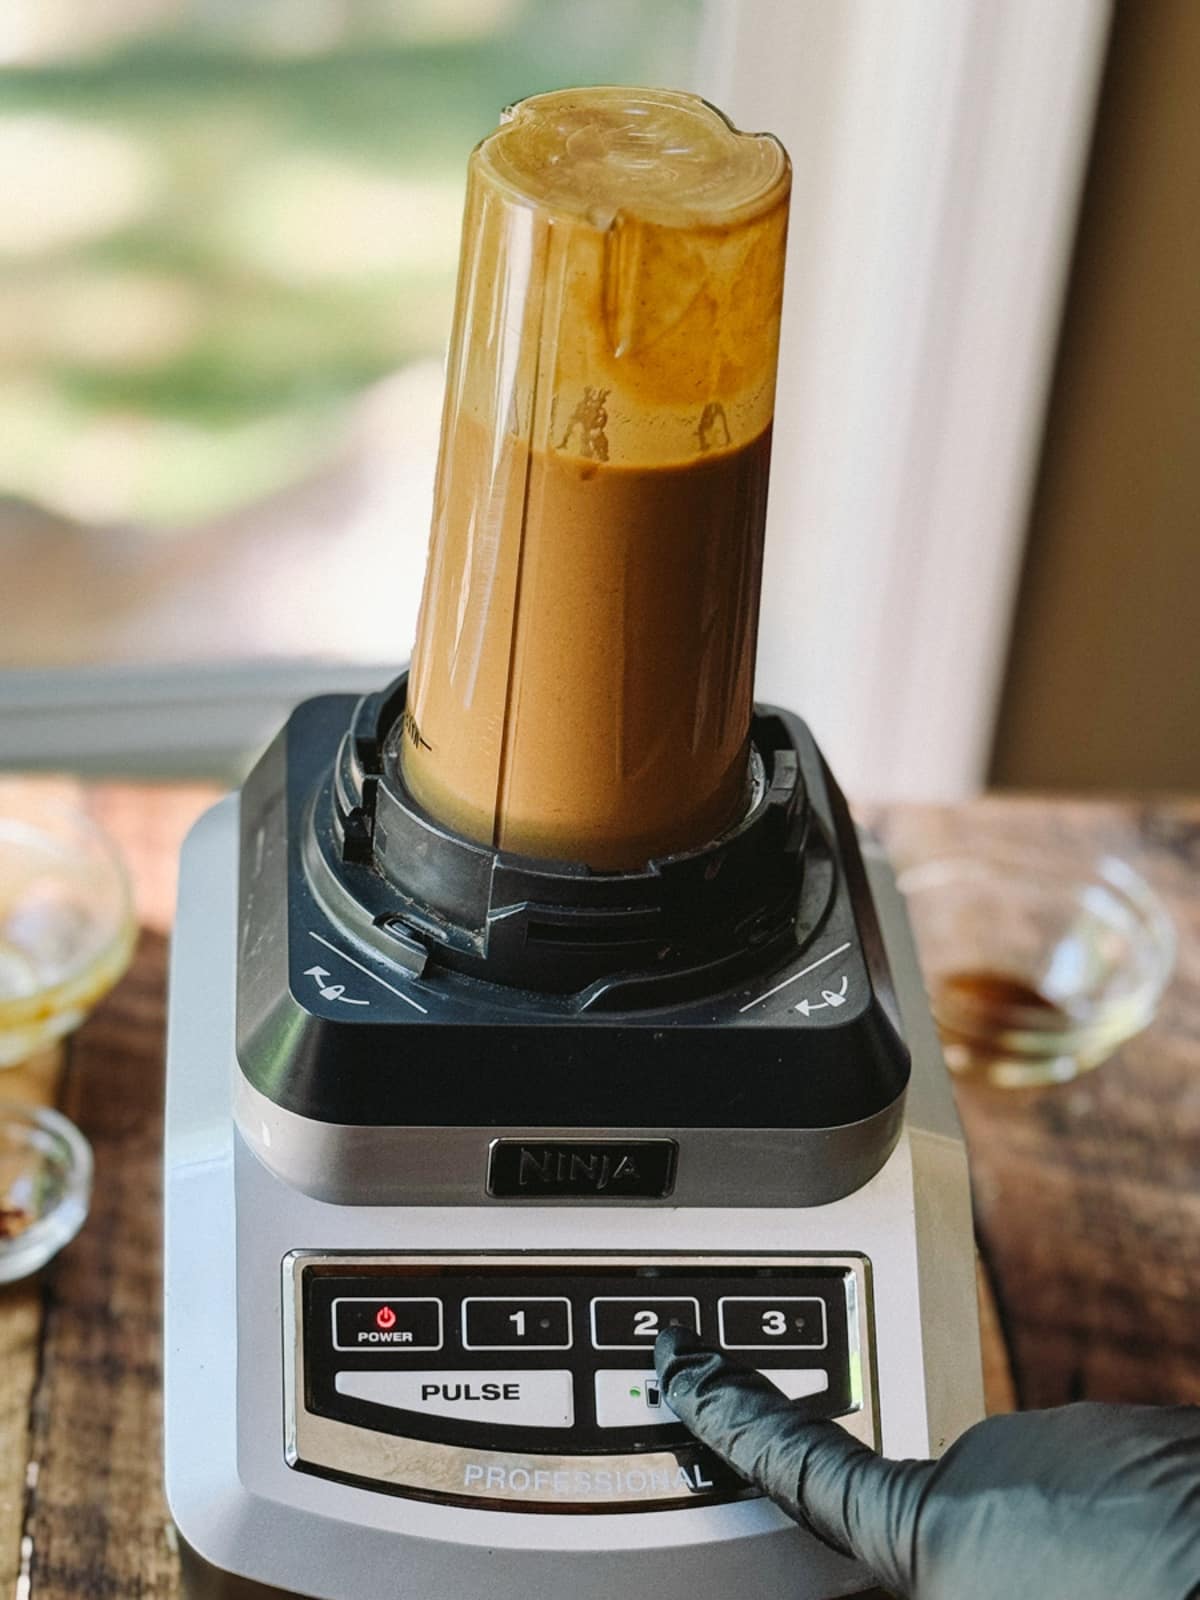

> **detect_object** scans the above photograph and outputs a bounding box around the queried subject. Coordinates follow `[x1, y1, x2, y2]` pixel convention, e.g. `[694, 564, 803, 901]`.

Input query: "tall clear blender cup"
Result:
[401, 87, 791, 871]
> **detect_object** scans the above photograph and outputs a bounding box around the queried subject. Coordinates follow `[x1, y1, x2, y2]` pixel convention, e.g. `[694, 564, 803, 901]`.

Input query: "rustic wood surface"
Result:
[871, 797, 1200, 1410]
[0, 782, 1194, 1596]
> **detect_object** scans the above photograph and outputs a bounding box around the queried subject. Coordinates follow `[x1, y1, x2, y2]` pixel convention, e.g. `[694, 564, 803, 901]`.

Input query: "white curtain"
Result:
[692, 0, 1110, 799]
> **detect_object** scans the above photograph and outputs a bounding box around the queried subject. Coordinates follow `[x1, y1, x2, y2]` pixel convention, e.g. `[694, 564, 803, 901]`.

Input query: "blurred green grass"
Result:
[0, 0, 700, 524]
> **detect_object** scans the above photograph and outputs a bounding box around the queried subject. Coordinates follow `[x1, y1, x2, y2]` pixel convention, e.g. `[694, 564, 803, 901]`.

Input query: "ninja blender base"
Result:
[163, 718, 982, 1600]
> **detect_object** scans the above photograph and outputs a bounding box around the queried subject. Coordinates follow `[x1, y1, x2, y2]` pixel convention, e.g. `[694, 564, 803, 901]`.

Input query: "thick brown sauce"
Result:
[402, 419, 772, 870]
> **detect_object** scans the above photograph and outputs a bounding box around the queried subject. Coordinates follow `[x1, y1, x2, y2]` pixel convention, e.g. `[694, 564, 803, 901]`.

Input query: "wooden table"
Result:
[0, 783, 1196, 1596]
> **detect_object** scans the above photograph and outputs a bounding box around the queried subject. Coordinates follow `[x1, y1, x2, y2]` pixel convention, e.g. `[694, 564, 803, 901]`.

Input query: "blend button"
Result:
[594, 1369, 680, 1428]
[594, 1368, 829, 1428]
[332, 1297, 442, 1352]
[335, 1369, 574, 1427]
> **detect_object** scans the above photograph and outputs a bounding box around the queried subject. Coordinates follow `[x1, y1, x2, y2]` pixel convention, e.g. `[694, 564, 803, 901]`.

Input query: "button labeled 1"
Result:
[461, 1297, 572, 1351]
[718, 1296, 827, 1350]
[590, 1297, 700, 1350]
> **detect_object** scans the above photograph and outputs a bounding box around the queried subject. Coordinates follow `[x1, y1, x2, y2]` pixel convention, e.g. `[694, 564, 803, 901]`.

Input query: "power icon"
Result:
[375, 1305, 398, 1331]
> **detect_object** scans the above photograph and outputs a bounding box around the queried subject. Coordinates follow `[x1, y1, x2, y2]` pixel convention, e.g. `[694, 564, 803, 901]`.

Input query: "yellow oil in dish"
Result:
[0, 788, 134, 1066]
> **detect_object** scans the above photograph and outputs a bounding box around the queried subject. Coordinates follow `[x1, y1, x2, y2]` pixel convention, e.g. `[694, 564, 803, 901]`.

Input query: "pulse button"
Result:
[335, 1369, 574, 1427]
[332, 1297, 443, 1352]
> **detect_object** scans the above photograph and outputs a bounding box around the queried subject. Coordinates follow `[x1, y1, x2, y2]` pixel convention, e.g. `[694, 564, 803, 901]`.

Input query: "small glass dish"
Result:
[0, 1102, 92, 1283]
[898, 852, 1176, 1088]
[0, 785, 136, 1067]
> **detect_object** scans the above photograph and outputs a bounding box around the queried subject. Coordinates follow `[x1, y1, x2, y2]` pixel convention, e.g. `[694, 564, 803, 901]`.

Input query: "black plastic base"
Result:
[235, 688, 909, 1144]
[324, 676, 809, 998]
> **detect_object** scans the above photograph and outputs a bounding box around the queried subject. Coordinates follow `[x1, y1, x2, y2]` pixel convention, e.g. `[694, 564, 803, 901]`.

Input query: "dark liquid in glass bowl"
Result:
[933, 969, 1073, 1075]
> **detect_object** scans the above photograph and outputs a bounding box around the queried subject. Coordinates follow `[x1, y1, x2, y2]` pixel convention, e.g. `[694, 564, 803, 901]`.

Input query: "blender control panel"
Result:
[285, 1254, 875, 1513]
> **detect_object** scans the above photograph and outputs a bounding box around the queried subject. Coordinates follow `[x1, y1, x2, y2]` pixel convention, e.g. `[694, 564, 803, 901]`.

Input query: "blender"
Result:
[163, 86, 983, 1599]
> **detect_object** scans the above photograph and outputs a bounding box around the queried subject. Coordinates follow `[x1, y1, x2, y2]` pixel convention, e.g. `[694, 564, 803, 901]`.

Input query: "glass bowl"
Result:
[0, 1102, 92, 1282]
[0, 785, 136, 1067]
[898, 852, 1176, 1087]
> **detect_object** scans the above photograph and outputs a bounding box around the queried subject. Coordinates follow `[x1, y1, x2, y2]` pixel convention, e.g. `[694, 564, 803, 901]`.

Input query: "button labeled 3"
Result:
[334, 1369, 574, 1427]
[718, 1296, 827, 1350]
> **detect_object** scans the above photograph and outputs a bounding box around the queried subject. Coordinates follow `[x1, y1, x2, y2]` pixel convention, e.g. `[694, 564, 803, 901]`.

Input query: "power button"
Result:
[332, 1297, 443, 1352]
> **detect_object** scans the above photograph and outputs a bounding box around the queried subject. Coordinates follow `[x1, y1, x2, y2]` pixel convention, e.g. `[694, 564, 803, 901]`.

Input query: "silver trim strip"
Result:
[237, 1074, 905, 1208]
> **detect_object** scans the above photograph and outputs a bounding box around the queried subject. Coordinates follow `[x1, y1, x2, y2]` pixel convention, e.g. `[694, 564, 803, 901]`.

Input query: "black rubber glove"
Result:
[657, 1327, 1200, 1600]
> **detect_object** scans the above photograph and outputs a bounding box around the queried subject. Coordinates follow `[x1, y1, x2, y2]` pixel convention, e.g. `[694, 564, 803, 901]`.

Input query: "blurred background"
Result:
[0, 0, 1195, 798]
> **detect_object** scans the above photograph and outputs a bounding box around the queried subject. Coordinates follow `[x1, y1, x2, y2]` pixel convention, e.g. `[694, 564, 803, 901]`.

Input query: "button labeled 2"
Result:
[590, 1297, 700, 1350]
[718, 1296, 827, 1350]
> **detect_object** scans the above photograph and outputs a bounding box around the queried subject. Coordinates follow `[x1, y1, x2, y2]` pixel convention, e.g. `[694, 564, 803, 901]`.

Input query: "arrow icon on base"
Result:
[303, 965, 370, 1006]
[795, 973, 850, 1017]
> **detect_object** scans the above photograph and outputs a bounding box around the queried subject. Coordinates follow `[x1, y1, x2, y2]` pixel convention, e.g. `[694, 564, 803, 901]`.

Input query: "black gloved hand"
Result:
[657, 1327, 1200, 1600]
